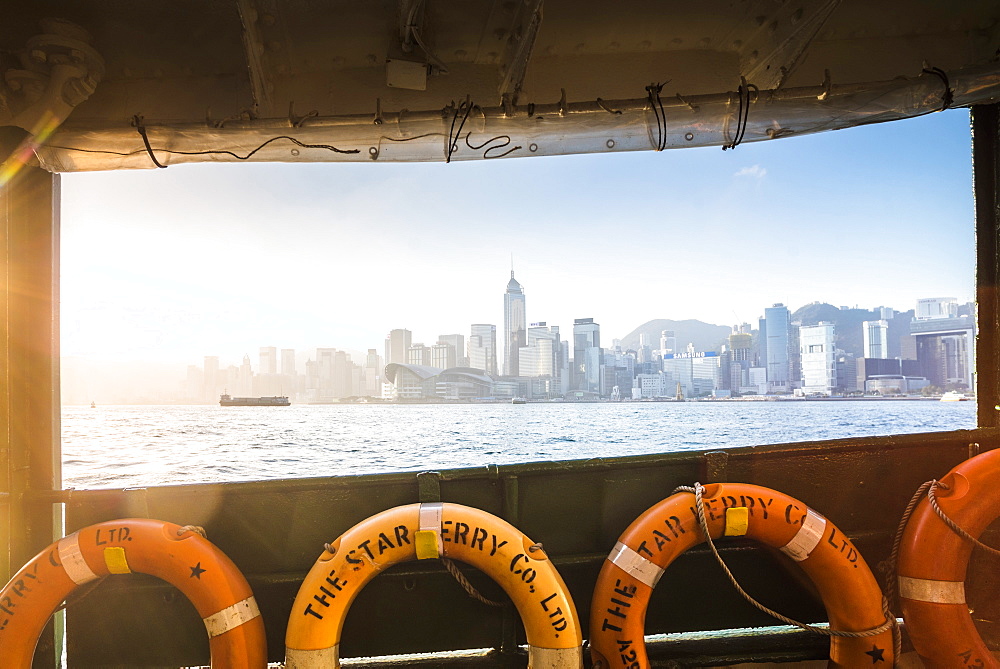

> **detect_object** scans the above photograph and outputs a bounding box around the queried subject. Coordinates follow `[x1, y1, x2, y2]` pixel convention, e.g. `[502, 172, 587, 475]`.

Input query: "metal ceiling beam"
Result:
[236, 0, 273, 117]
[497, 0, 544, 107]
[740, 0, 841, 90]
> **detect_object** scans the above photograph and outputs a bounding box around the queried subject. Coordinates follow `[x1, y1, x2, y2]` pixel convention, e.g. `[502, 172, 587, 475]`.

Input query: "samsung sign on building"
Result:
[662, 352, 719, 360]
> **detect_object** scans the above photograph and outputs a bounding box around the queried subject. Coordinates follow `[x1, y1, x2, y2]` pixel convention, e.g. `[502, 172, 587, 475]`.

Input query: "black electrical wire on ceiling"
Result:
[723, 79, 756, 151]
[49, 132, 361, 162]
[922, 66, 953, 111]
[645, 83, 667, 151]
[446, 98, 474, 163]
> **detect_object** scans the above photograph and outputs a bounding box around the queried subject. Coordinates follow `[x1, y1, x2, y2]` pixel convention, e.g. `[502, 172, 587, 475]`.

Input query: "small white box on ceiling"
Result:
[386, 59, 427, 90]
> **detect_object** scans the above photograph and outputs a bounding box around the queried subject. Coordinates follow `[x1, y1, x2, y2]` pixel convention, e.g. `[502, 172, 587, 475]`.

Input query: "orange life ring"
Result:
[897, 448, 1000, 668]
[285, 502, 583, 668]
[589, 483, 893, 668]
[0, 518, 267, 668]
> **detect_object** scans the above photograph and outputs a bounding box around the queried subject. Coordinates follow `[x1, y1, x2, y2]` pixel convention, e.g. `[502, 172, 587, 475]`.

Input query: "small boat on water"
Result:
[511, 397, 527, 404]
[940, 391, 972, 402]
[219, 394, 290, 407]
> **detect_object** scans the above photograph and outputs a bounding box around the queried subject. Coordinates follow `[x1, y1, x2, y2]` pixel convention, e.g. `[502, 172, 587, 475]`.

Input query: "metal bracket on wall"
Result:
[702, 450, 730, 482]
[416, 471, 442, 502]
[123, 487, 151, 519]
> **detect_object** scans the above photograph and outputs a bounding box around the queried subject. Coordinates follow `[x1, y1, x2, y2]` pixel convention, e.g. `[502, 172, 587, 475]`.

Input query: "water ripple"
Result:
[62, 402, 977, 489]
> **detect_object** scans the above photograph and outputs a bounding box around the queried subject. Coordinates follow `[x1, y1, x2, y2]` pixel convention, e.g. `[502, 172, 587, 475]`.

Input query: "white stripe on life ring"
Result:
[528, 645, 583, 668]
[608, 541, 664, 588]
[898, 575, 966, 604]
[418, 502, 443, 557]
[203, 596, 261, 638]
[57, 533, 99, 585]
[780, 509, 826, 562]
[284, 644, 339, 668]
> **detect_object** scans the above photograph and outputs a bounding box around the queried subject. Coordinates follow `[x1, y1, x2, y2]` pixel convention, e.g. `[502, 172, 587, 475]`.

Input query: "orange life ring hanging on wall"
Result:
[589, 483, 893, 668]
[897, 448, 1000, 668]
[0, 518, 267, 668]
[285, 502, 583, 668]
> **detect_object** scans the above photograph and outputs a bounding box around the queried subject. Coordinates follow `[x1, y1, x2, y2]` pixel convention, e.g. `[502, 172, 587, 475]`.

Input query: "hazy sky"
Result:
[60, 108, 974, 367]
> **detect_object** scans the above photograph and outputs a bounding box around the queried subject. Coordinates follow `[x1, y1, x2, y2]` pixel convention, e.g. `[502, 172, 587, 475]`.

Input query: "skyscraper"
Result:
[800, 323, 837, 394]
[469, 324, 497, 375]
[384, 329, 412, 366]
[259, 347, 277, 375]
[520, 323, 561, 380]
[862, 320, 889, 359]
[438, 333, 467, 367]
[763, 304, 792, 392]
[659, 330, 676, 356]
[573, 318, 601, 393]
[281, 349, 296, 377]
[503, 272, 526, 376]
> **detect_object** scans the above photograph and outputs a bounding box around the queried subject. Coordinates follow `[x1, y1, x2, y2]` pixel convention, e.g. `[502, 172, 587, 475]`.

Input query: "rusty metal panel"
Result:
[63, 430, 992, 665]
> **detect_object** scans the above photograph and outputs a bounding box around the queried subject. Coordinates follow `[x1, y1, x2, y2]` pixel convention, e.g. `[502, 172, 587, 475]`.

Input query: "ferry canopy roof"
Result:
[3, 1, 1000, 170]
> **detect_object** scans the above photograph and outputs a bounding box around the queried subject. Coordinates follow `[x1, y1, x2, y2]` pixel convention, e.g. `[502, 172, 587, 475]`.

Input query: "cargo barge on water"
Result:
[219, 394, 291, 407]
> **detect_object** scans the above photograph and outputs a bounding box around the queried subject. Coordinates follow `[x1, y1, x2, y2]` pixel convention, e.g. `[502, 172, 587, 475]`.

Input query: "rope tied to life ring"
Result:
[676, 483, 899, 657]
[887, 478, 1000, 608]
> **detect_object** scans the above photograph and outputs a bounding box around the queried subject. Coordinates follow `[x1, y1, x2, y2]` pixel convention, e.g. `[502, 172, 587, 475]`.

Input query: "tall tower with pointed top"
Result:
[503, 271, 526, 376]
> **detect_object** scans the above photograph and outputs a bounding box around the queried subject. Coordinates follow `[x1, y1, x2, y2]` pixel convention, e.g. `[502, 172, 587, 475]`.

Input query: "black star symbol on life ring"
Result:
[189, 562, 207, 579]
[864, 644, 885, 663]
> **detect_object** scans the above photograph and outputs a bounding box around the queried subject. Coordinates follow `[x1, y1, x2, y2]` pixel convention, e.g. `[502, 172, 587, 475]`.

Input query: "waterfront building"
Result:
[280, 348, 298, 399]
[762, 304, 793, 393]
[468, 324, 497, 375]
[383, 364, 441, 400]
[862, 320, 889, 359]
[281, 349, 296, 376]
[727, 331, 753, 394]
[239, 354, 253, 395]
[916, 297, 958, 320]
[659, 330, 676, 357]
[837, 354, 858, 393]
[308, 348, 358, 400]
[383, 363, 496, 400]
[431, 342, 457, 370]
[865, 375, 930, 395]
[438, 334, 467, 367]
[259, 346, 277, 375]
[634, 373, 664, 398]
[573, 318, 602, 394]
[503, 272, 526, 377]
[385, 329, 412, 366]
[363, 349, 383, 397]
[519, 323, 562, 396]
[746, 367, 768, 395]
[662, 351, 721, 398]
[436, 368, 496, 400]
[800, 323, 837, 395]
[910, 298, 975, 390]
[257, 346, 280, 396]
[407, 343, 430, 366]
[637, 334, 652, 364]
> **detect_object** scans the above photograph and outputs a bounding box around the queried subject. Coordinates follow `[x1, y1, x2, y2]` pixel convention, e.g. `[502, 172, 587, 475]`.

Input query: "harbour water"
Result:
[62, 401, 977, 489]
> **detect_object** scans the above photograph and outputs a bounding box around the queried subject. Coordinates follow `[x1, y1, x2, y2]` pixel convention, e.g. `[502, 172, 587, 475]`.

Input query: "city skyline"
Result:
[174, 293, 973, 404]
[117, 292, 962, 370]
[62, 288, 969, 404]
[60, 109, 974, 372]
